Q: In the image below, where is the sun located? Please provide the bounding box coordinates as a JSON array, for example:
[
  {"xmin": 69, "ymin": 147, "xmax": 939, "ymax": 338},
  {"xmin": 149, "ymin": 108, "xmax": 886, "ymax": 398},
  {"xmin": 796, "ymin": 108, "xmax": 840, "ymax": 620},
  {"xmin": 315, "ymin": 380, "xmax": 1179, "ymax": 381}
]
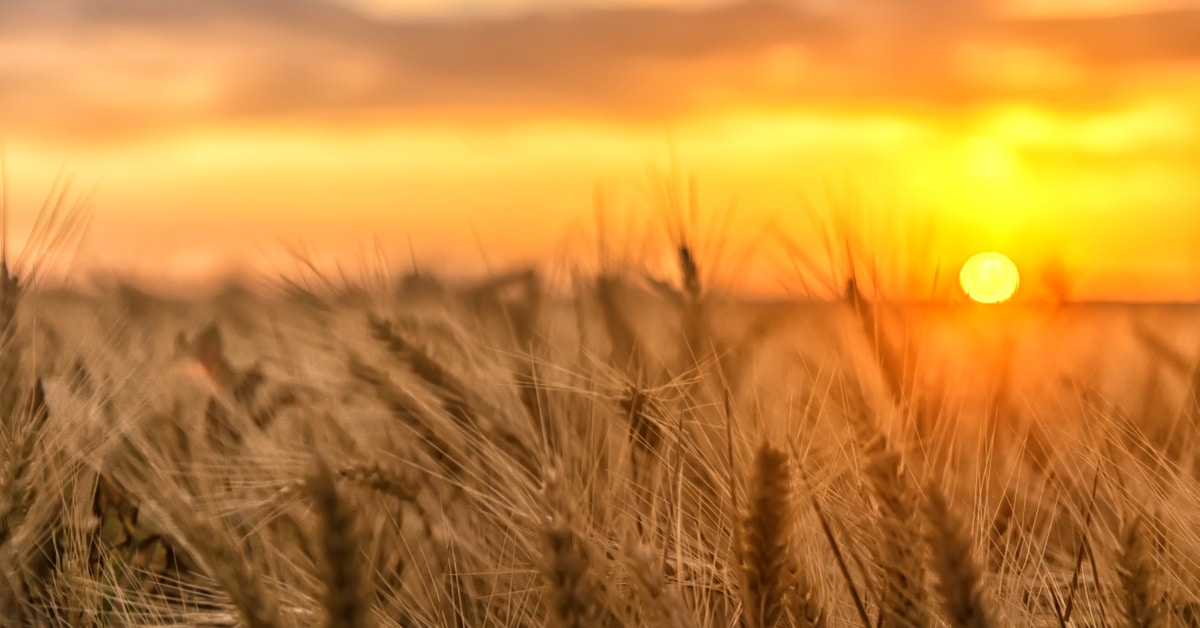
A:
[{"xmin": 960, "ymin": 252, "xmax": 1020, "ymax": 303}]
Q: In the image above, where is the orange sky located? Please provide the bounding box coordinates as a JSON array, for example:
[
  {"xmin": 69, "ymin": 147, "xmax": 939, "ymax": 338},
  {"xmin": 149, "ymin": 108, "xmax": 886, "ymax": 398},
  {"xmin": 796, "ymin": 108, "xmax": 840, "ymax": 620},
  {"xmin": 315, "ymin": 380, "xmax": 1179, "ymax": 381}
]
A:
[{"xmin": 3, "ymin": 0, "xmax": 1199, "ymax": 300}]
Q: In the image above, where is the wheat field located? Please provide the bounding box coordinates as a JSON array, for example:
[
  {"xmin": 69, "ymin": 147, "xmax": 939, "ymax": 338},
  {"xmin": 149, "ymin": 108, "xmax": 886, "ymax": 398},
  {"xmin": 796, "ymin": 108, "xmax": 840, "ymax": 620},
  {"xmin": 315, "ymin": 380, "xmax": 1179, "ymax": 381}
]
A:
[{"xmin": 1, "ymin": 238, "xmax": 1198, "ymax": 628}]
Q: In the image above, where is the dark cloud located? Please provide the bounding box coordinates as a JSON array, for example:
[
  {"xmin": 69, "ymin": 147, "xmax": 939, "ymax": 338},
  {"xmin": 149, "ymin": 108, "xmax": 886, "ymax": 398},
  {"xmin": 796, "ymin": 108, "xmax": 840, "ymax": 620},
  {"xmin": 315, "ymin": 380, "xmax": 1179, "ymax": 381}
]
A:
[{"xmin": 2, "ymin": 0, "xmax": 1197, "ymax": 142}]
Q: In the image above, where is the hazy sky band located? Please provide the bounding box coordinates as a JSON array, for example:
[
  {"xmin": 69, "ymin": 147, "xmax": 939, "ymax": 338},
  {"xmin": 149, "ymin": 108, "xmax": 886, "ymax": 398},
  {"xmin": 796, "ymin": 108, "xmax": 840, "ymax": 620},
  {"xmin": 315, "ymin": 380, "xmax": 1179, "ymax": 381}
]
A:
[{"xmin": 3, "ymin": 0, "xmax": 1198, "ymax": 300}]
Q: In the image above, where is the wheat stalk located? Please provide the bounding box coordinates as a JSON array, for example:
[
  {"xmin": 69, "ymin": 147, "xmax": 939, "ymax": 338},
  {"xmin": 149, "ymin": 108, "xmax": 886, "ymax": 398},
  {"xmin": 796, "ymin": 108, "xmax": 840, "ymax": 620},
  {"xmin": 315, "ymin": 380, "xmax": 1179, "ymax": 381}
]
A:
[
  {"xmin": 843, "ymin": 383, "xmax": 930, "ymax": 628},
  {"xmin": 310, "ymin": 456, "xmax": 371, "ymax": 628},
  {"xmin": 739, "ymin": 442, "xmax": 823, "ymax": 628},
  {"xmin": 922, "ymin": 485, "xmax": 997, "ymax": 628},
  {"xmin": 1118, "ymin": 516, "xmax": 1165, "ymax": 628},
  {"xmin": 540, "ymin": 470, "xmax": 607, "ymax": 628}
]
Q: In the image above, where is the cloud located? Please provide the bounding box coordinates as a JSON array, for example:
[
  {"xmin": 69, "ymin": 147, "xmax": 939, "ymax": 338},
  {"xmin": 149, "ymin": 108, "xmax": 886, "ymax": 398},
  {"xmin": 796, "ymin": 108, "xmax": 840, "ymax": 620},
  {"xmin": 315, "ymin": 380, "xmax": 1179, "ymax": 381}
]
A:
[
  {"xmin": 991, "ymin": 9, "xmax": 1200, "ymax": 66},
  {"xmin": 2, "ymin": 0, "xmax": 1198, "ymax": 143}
]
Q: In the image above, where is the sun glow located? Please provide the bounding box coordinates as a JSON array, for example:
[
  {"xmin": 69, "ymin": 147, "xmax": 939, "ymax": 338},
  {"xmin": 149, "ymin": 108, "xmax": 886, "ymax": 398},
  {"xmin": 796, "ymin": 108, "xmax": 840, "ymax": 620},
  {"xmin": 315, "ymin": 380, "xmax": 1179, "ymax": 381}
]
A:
[{"xmin": 960, "ymin": 252, "xmax": 1021, "ymax": 303}]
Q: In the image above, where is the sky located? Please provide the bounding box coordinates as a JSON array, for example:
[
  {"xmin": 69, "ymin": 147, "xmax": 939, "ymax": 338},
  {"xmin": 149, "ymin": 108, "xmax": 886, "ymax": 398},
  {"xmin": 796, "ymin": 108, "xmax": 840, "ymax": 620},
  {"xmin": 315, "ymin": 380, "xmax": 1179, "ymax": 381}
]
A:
[{"xmin": 2, "ymin": 0, "xmax": 1199, "ymax": 300}]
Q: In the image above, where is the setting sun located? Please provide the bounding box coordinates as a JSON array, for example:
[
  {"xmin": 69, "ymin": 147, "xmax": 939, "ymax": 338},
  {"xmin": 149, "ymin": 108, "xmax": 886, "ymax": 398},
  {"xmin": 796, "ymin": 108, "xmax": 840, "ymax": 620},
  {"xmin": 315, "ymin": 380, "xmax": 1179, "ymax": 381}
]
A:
[{"xmin": 960, "ymin": 252, "xmax": 1021, "ymax": 303}]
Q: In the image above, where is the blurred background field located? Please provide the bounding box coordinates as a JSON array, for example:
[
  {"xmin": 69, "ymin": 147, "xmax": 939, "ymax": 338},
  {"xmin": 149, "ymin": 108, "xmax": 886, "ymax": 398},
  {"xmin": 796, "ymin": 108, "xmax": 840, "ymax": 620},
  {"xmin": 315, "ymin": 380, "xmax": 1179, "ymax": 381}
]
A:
[{"xmin": 3, "ymin": 260, "xmax": 1199, "ymax": 626}]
